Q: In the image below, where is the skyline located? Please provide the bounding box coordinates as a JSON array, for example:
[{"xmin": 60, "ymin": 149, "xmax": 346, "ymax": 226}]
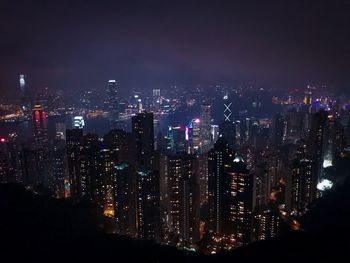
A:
[{"xmin": 1, "ymin": 0, "xmax": 350, "ymax": 96}]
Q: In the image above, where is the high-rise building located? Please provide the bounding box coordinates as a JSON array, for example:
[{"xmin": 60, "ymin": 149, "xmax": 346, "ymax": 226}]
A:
[
  {"xmin": 167, "ymin": 126, "xmax": 187, "ymax": 154},
  {"xmin": 208, "ymin": 138, "xmax": 235, "ymax": 235},
  {"xmin": 308, "ymin": 110, "xmax": 329, "ymax": 187},
  {"xmin": 6, "ymin": 133, "xmax": 25, "ymax": 184},
  {"xmin": 73, "ymin": 116, "xmax": 85, "ymax": 129},
  {"xmin": 106, "ymin": 80, "xmax": 118, "ymax": 112},
  {"xmin": 167, "ymin": 153, "xmax": 200, "ymax": 247},
  {"xmin": 0, "ymin": 140, "xmax": 9, "ymax": 183},
  {"xmin": 223, "ymin": 93, "xmax": 233, "ymax": 122},
  {"xmin": 66, "ymin": 128, "xmax": 84, "ymax": 201},
  {"xmin": 190, "ymin": 118, "xmax": 201, "ymax": 154},
  {"xmin": 51, "ymin": 135, "xmax": 66, "ymax": 198},
  {"xmin": 229, "ymin": 158, "xmax": 253, "ymax": 246},
  {"xmin": 19, "ymin": 74, "xmax": 31, "ymax": 111},
  {"xmin": 200, "ymin": 104, "xmax": 212, "ymax": 152},
  {"xmin": 291, "ymin": 152, "xmax": 314, "ymax": 214},
  {"xmin": 137, "ymin": 169, "xmax": 160, "ymax": 241},
  {"xmin": 80, "ymin": 133, "xmax": 100, "ymax": 202},
  {"xmin": 32, "ymin": 105, "xmax": 48, "ymax": 145},
  {"xmin": 132, "ymin": 112, "xmax": 154, "ymax": 169},
  {"xmin": 113, "ymin": 162, "xmax": 137, "ymax": 238},
  {"xmin": 32, "ymin": 104, "xmax": 50, "ymax": 186},
  {"xmin": 272, "ymin": 113, "xmax": 286, "ymax": 147},
  {"xmin": 98, "ymin": 148, "xmax": 115, "ymax": 216},
  {"xmin": 208, "ymin": 139, "xmax": 253, "ymax": 246},
  {"xmin": 219, "ymin": 121, "xmax": 236, "ymax": 149},
  {"xmin": 104, "ymin": 129, "xmax": 137, "ymax": 166},
  {"xmin": 253, "ymin": 204, "xmax": 281, "ymax": 241}
]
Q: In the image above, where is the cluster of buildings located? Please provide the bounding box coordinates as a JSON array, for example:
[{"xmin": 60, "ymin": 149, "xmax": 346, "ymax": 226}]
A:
[{"xmin": 0, "ymin": 78, "xmax": 350, "ymax": 254}]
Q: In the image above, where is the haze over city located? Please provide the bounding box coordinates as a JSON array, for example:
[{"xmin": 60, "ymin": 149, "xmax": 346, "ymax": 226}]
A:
[{"xmin": 0, "ymin": 1, "xmax": 350, "ymax": 262}]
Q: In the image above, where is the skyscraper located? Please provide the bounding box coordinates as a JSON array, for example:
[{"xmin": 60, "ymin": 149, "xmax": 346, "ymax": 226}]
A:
[
  {"xmin": 51, "ymin": 134, "xmax": 67, "ymax": 198},
  {"xmin": 106, "ymin": 80, "xmax": 118, "ymax": 112},
  {"xmin": 137, "ymin": 169, "xmax": 160, "ymax": 241},
  {"xmin": 190, "ymin": 118, "xmax": 201, "ymax": 154},
  {"xmin": 167, "ymin": 126, "xmax": 187, "ymax": 154},
  {"xmin": 113, "ymin": 162, "xmax": 137, "ymax": 238},
  {"xmin": 223, "ymin": 93, "xmax": 233, "ymax": 122},
  {"xmin": 200, "ymin": 104, "xmax": 212, "ymax": 152},
  {"xmin": 308, "ymin": 110, "xmax": 329, "ymax": 189},
  {"xmin": 272, "ymin": 113, "xmax": 286, "ymax": 147},
  {"xmin": 66, "ymin": 128, "xmax": 83, "ymax": 201},
  {"xmin": 167, "ymin": 153, "xmax": 200, "ymax": 247},
  {"xmin": 32, "ymin": 105, "xmax": 48, "ymax": 145},
  {"xmin": 208, "ymin": 138, "xmax": 235, "ymax": 235},
  {"xmin": 19, "ymin": 74, "xmax": 30, "ymax": 111},
  {"xmin": 219, "ymin": 121, "xmax": 236, "ymax": 149},
  {"xmin": 32, "ymin": 104, "xmax": 50, "ymax": 186},
  {"xmin": 132, "ymin": 112, "xmax": 154, "ymax": 169},
  {"xmin": 229, "ymin": 157, "xmax": 253, "ymax": 246}
]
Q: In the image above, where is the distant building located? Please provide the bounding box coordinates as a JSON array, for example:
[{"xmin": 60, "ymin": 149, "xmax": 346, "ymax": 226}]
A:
[{"xmin": 73, "ymin": 116, "xmax": 85, "ymax": 129}]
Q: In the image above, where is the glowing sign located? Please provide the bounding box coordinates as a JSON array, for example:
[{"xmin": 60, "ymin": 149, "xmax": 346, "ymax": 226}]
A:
[
  {"xmin": 317, "ymin": 179, "xmax": 333, "ymax": 191},
  {"xmin": 73, "ymin": 116, "xmax": 85, "ymax": 129}
]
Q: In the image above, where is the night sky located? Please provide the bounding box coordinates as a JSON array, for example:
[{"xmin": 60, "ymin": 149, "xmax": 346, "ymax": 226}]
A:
[{"xmin": 1, "ymin": 0, "xmax": 350, "ymax": 95}]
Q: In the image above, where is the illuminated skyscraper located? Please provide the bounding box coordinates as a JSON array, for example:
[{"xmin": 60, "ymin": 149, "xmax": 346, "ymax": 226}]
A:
[
  {"xmin": 219, "ymin": 121, "xmax": 236, "ymax": 149},
  {"xmin": 32, "ymin": 104, "xmax": 50, "ymax": 186},
  {"xmin": 230, "ymin": 157, "xmax": 253, "ymax": 246},
  {"xmin": 223, "ymin": 93, "xmax": 233, "ymax": 122},
  {"xmin": 200, "ymin": 104, "xmax": 212, "ymax": 152},
  {"xmin": 113, "ymin": 162, "xmax": 137, "ymax": 238},
  {"xmin": 132, "ymin": 112, "xmax": 154, "ymax": 169},
  {"xmin": 51, "ymin": 135, "xmax": 66, "ymax": 198},
  {"xmin": 190, "ymin": 118, "xmax": 201, "ymax": 154},
  {"xmin": 208, "ymin": 138, "xmax": 235, "ymax": 235},
  {"xmin": 137, "ymin": 169, "xmax": 160, "ymax": 241},
  {"xmin": 167, "ymin": 153, "xmax": 200, "ymax": 247},
  {"xmin": 272, "ymin": 113, "xmax": 286, "ymax": 147},
  {"xmin": 167, "ymin": 126, "xmax": 187, "ymax": 154},
  {"xmin": 253, "ymin": 204, "xmax": 281, "ymax": 241},
  {"xmin": 66, "ymin": 128, "xmax": 83, "ymax": 201},
  {"xmin": 291, "ymin": 155, "xmax": 314, "ymax": 213},
  {"xmin": 19, "ymin": 74, "xmax": 30, "ymax": 110},
  {"xmin": 106, "ymin": 80, "xmax": 118, "ymax": 112},
  {"xmin": 32, "ymin": 105, "xmax": 48, "ymax": 145},
  {"xmin": 308, "ymin": 110, "xmax": 329, "ymax": 189}
]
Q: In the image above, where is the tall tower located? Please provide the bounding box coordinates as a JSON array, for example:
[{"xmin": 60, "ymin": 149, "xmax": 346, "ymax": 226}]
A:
[
  {"xmin": 167, "ymin": 153, "xmax": 200, "ymax": 247},
  {"xmin": 32, "ymin": 105, "xmax": 48, "ymax": 145},
  {"xmin": 113, "ymin": 162, "xmax": 137, "ymax": 238},
  {"xmin": 230, "ymin": 157, "xmax": 253, "ymax": 246},
  {"xmin": 106, "ymin": 80, "xmax": 118, "ymax": 113},
  {"xmin": 190, "ymin": 118, "xmax": 201, "ymax": 154},
  {"xmin": 137, "ymin": 169, "xmax": 160, "ymax": 241},
  {"xmin": 19, "ymin": 74, "xmax": 30, "ymax": 111},
  {"xmin": 272, "ymin": 113, "xmax": 287, "ymax": 147},
  {"xmin": 223, "ymin": 93, "xmax": 232, "ymax": 122},
  {"xmin": 308, "ymin": 110, "xmax": 329, "ymax": 191},
  {"xmin": 132, "ymin": 112, "xmax": 154, "ymax": 169},
  {"xmin": 200, "ymin": 104, "xmax": 212, "ymax": 152},
  {"xmin": 219, "ymin": 93, "xmax": 236, "ymax": 149},
  {"xmin": 207, "ymin": 137, "xmax": 235, "ymax": 234},
  {"xmin": 66, "ymin": 128, "xmax": 84, "ymax": 201},
  {"xmin": 32, "ymin": 104, "xmax": 50, "ymax": 186}
]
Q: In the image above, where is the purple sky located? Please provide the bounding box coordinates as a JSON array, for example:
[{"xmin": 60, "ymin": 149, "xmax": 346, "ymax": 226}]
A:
[{"xmin": 1, "ymin": 0, "xmax": 350, "ymax": 95}]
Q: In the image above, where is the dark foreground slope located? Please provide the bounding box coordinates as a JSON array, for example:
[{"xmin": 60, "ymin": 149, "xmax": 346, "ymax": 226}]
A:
[{"xmin": 1, "ymin": 177, "xmax": 350, "ymax": 263}]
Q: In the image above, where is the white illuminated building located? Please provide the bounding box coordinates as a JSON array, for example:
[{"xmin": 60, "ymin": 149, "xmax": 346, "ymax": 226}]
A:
[{"xmin": 73, "ymin": 116, "xmax": 85, "ymax": 129}]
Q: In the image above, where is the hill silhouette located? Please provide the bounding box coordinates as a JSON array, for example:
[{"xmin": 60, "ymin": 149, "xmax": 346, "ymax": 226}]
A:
[{"xmin": 1, "ymin": 173, "xmax": 350, "ymax": 263}]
